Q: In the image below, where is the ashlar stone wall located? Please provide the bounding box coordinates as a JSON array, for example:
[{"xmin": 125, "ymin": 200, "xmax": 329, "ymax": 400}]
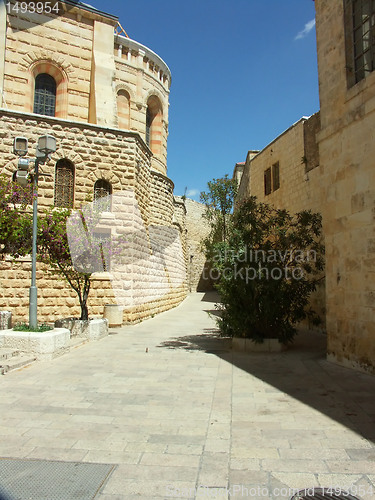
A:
[
  {"xmin": 175, "ymin": 198, "xmax": 212, "ymax": 292},
  {"xmin": 0, "ymin": 110, "xmax": 187, "ymax": 324},
  {"xmin": 238, "ymin": 115, "xmax": 322, "ymax": 215},
  {"xmin": 315, "ymin": 0, "xmax": 375, "ymax": 374},
  {"xmin": 1, "ymin": 1, "xmax": 171, "ymax": 174},
  {"xmin": 0, "ymin": 1, "xmax": 186, "ymax": 326}
]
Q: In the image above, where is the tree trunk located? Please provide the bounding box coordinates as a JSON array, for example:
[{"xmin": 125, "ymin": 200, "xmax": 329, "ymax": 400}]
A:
[
  {"xmin": 80, "ymin": 303, "xmax": 89, "ymax": 321},
  {"xmin": 79, "ymin": 275, "xmax": 91, "ymax": 320}
]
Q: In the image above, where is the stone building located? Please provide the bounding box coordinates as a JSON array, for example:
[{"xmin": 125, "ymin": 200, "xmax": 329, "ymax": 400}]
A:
[
  {"xmin": 315, "ymin": 0, "xmax": 375, "ymax": 374},
  {"xmin": 235, "ymin": 115, "xmax": 321, "ymax": 213},
  {"xmin": 236, "ymin": 0, "xmax": 375, "ymax": 374},
  {"xmin": 0, "ymin": 0, "xmax": 187, "ymax": 324}
]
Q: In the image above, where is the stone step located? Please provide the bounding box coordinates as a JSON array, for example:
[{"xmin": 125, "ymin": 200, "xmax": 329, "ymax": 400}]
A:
[
  {"xmin": 0, "ymin": 348, "xmax": 19, "ymax": 361},
  {"xmin": 69, "ymin": 337, "xmax": 89, "ymax": 350},
  {"xmin": 0, "ymin": 353, "xmax": 37, "ymax": 375}
]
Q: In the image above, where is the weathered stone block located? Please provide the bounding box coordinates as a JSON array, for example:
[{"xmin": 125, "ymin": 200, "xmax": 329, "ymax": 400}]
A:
[
  {"xmin": 0, "ymin": 328, "xmax": 70, "ymax": 360},
  {"xmin": 54, "ymin": 318, "xmax": 108, "ymax": 341},
  {"xmin": 0, "ymin": 311, "xmax": 12, "ymax": 330}
]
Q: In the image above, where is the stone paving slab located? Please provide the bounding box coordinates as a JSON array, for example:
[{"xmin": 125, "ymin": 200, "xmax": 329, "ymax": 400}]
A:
[{"xmin": 0, "ymin": 292, "xmax": 374, "ymax": 499}]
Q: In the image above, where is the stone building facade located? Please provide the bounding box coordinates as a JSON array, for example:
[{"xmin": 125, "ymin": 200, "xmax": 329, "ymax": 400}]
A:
[
  {"xmin": 235, "ymin": 114, "xmax": 321, "ymax": 212},
  {"xmin": 315, "ymin": 0, "xmax": 375, "ymax": 374},
  {"xmin": 236, "ymin": 0, "xmax": 375, "ymax": 374},
  {"xmin": 0, "ymin": 0, "xmax": 187, "ymax": 324}
]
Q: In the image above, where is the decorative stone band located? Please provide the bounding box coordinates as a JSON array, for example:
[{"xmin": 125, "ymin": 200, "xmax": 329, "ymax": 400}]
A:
[{"xmin": 115, "ymin": 35, "xmax": 171, "ymax": 90}]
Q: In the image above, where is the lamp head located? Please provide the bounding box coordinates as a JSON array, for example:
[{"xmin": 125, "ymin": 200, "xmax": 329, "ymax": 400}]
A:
[
  {"xmin": 37, "ymin": 135, "xmax": 57, "ymax": 155},
  {"xmin": 13, "ymin": 137, "xmax": 28, "ymax": 157}
]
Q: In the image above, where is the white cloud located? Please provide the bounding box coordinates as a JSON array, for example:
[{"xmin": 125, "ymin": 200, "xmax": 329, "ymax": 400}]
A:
[
  {"xmin": 186, "ymin": 189, "xmax": 199, "ymax": 198},
  {"xmin": 295, "ymin": 19, "xmax": 316, "ymax": 40}
]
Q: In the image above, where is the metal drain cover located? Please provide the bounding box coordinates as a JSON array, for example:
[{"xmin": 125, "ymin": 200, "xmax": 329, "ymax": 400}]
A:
[
  {"xmin": 0, "ymin": 458, "xmax": 115, "ymax": 500},
  {"xmin": 291, "ymin": 488, "xmax": 361, "ymax": 500}
]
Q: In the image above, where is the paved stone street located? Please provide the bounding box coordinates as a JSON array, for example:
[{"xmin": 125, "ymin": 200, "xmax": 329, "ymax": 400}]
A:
[{"xmin": 0, "ymin": 292, "xmax": 374, "ymax": 499}]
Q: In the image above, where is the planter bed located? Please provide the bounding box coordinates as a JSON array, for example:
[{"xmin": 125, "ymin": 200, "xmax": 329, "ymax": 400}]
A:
[
  {"xmin": 0, "ymin": 328, "xmax": 70, "ymax": 360},
  {"xmin": 232, "ymin": 337, "xmax": 287, "ymax": 353},
  {"xmin": 54, "ymin": 318, "xmax": 109, "ymax": 341}
]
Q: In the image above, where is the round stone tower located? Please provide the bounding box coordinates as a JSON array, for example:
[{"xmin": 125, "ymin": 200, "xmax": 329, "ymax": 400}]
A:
[{"xmin": 114, "ymin": 35, "xmax": 171, "ymax": 175}]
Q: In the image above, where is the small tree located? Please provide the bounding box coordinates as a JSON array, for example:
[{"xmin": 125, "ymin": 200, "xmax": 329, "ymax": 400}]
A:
[
  {"xmin": 38, "ymin": 205, "xmax": 109, "ymax": 321},
  {"xmin": 0, "ymin": 174, "xmax": 112, "ymax": 321},
  {"xmin": 212, "ymin": 197, "xmax": 324, "ymax": 344},
  {"xmin": 200, "ymin": 174, "xmax": 238, "ymax": 252}
]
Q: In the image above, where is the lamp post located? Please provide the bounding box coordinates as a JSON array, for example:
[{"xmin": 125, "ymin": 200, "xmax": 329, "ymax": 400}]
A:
[{"xmin": 13, "ymin": 135, "xmax": 57, "ymax": 329}]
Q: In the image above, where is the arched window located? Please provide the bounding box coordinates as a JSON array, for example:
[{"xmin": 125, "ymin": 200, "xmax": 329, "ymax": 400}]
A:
[
  {"xmin": 94, "ymin": 179, "xmax": 112, "ymax": 212},
  {"xmin": 33, "ymin": 73, "xmax": 56, "ymax": 116},
  {"xmin": 146, "ymin": 96, "xmax": 163, "ymax": 155},
  {"xmin": 54, "ymin": 159, "xmax": 74, "ymax": 208},
  {"xmin": 145, "ymin": 107, "xmax": 152, "ymax": 146},
  {"xmin": 117, "ymin": 90, "xmax": 130, "ymax": 129}
]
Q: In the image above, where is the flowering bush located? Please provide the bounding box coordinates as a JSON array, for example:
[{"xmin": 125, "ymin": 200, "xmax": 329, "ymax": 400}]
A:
[
  {"xmin": 0, "ymin": 174, "xmax": 115, "ymax": 321},
  {"xmin": 0, "ymin": 174, "xmax": 33, "ymax": 257}
]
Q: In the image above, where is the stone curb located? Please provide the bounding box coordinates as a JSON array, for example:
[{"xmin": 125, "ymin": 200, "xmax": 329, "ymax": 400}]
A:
[{"xmin": 232, "ymin": 337, "xmax": 287, "ymax": 352}]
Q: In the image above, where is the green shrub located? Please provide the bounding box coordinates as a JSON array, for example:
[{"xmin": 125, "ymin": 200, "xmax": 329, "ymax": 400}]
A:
[
  {"xmin": 212, "ymin": 197, "xmax": 324, "ymax": 344},
  {"xmin": 13, "ymin": 323, "xmax": 53, "ymax": 333}
]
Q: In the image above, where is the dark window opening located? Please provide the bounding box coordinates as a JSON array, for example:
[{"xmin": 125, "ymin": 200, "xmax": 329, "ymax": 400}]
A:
[
  {"xmin": 146, "ymin": 107, "xmax": 152, "ymax": 146},
  {"xmin": 264, "ymin": 167, "xmax": 272, "ymax": 196},
  {"xmin": 54, "ymin": 160, "xmax": 74, "ymax": 208},
  {"xmin": 94, "ymin": 179, "xmax": 112, "ymax": 212},
  {"xmin": 353, "ymin": 0, "xmax": 375, "ymax": 82},
  {"xmin": 264, "ymin": 163, "xmax": 280, "ymax": 196},
  {"xmin": 272, "ymin": 162, "xmax": 280, "ymax": 191},
  {"xmin": 33, "ymin": 73, "xmax": 56, "ymax": 116}
]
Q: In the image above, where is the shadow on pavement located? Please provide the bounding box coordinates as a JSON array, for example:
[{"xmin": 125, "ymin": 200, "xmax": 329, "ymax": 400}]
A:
[
  {"xmin": 158, "ymin": 329, "xmax": 231, "ymax": 354},
  {"xmin": 157, "ymin": 293, "xmax": 375, "ymax": 446},
  {"xmin": 200, "ymin": 291, "xmax": 220, "ymax": 303}
]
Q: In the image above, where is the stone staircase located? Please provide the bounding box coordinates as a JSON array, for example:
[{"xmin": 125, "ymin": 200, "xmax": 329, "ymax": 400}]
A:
[{"xmin": 0, "ymin": 348, "xmax": 37, "ymax": 375}]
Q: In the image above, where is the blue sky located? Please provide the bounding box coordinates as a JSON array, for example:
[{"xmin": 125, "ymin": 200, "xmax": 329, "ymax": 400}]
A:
[{"xmin": 87, "ymin": 0, "xmax": 319, "ymax": 200}]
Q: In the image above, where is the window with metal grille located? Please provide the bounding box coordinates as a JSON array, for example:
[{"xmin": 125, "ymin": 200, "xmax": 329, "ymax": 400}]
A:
[
  {"xmin": 353, "ymin": 0, "xmax": 375, "ymax": 82},
  {"xmin": 94, "ymin": 180, "xmax": 112, "ymax": 212},
  {"xmin": 33, "ymin": 73, "xmax": 56, "ymax": 116},
  {"xmin": 345, "ymin": 0, "xmax": 375, "ymax": 85},
  {"xmin": 146, "ymin": 107, "xmax": 151, "ymax": 146},
  {"xmin": 264, "ymin": 167, "xmax": 272, "ymax": 196},
  {"xmin": 54, "ymin": 160, "xmax": 74, "ymax": 208},
  {"xmin": 272, "ymin": 162, "xmax": 280, "ymax": 191}
]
